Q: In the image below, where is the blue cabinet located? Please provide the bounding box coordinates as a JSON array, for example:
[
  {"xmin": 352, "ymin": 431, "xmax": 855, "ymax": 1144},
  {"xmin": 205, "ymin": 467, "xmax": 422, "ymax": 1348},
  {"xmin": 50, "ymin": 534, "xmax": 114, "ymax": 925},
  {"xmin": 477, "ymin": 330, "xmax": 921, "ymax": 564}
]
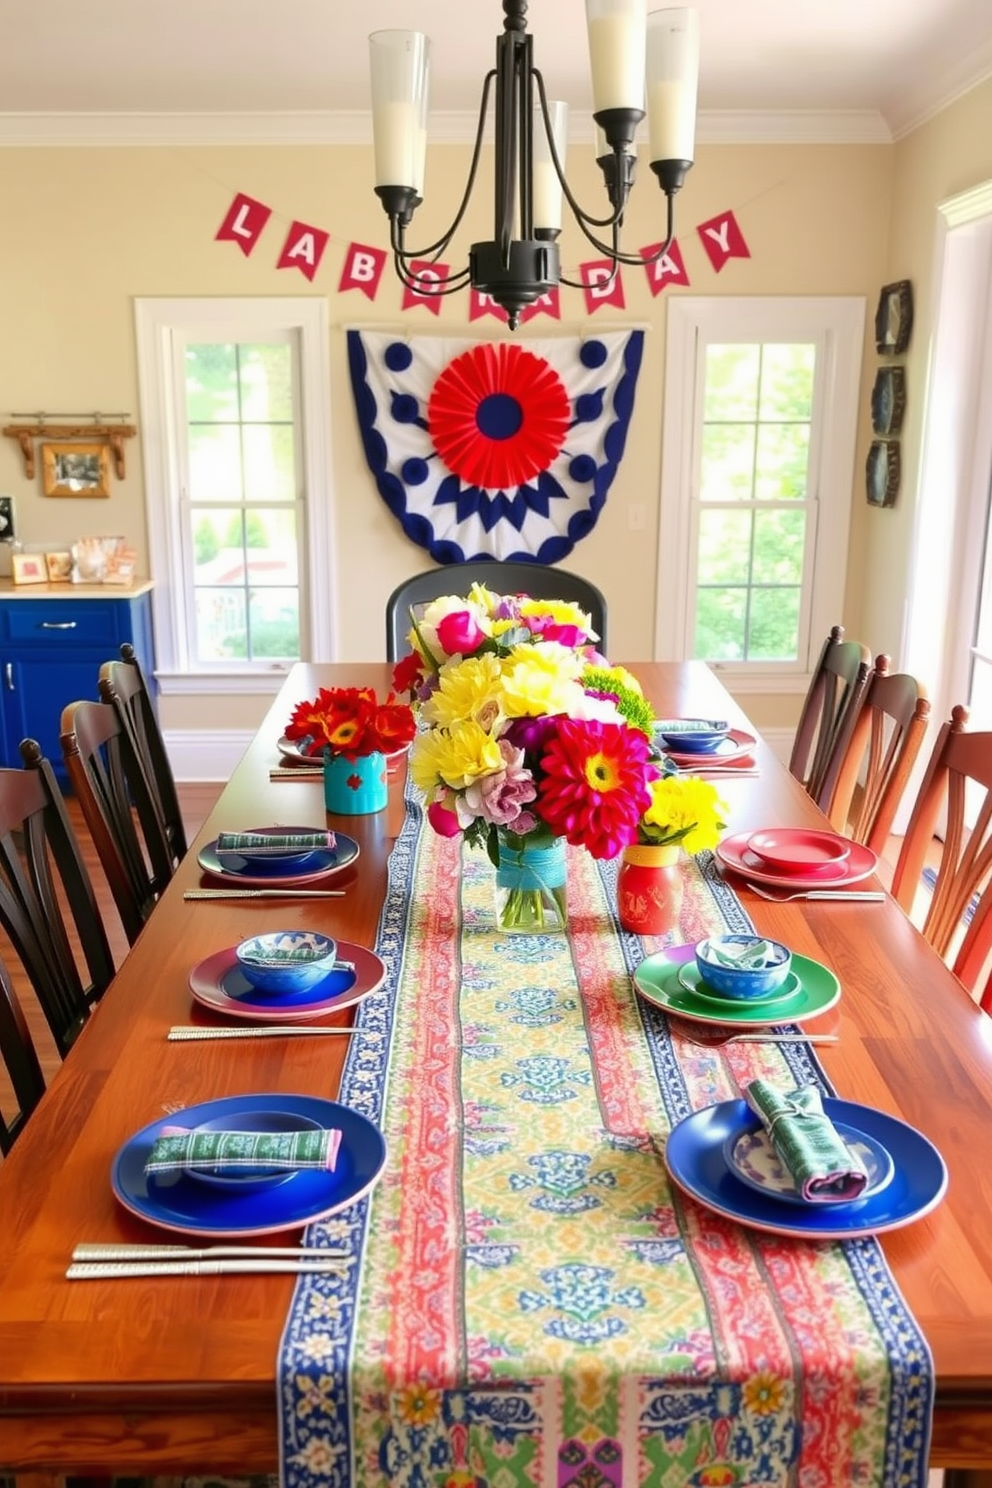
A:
[{"xmin": 0, "ymin": 585, "xmax": 155, "ymax": 785}]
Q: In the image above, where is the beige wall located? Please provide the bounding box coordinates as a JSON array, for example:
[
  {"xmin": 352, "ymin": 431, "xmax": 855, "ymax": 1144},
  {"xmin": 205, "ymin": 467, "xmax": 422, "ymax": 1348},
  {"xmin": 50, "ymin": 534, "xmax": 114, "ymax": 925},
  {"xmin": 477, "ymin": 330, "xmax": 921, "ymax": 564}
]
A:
[
  {"xmin": 862, "ymin": 76, "xmax": 992, "ymax": 665},
  {"xmin": 0, "ymin": 137, "xmax": 894, "ymax": 737}
]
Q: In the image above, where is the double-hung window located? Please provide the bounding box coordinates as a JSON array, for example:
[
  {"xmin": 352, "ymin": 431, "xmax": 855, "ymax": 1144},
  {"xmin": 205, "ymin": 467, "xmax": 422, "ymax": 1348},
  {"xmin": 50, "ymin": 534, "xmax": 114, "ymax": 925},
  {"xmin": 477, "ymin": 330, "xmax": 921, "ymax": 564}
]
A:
[
  {"xmin": 657, "ymin": 297, "xmax": 864, "ymax": 692},
  {"xmin": 135, "ymin": 298, "xmax": 333, "ymax": 694}
]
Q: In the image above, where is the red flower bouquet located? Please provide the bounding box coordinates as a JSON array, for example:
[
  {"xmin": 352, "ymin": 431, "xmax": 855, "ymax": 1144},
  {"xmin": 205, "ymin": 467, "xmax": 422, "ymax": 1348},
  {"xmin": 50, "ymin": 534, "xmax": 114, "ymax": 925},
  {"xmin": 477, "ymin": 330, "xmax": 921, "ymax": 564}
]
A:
[{"xmin": 286, "ymin": 686, "xmax": 416, "ymax": 761}]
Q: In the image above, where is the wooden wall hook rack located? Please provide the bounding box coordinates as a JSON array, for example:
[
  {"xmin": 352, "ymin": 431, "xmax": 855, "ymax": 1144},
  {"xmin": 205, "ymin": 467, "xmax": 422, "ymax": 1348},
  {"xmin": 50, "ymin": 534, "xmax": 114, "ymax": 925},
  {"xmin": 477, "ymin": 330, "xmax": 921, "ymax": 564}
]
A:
[{"xmin": 2, "ymin": 420, "xmax": 137, "ymax": 480}]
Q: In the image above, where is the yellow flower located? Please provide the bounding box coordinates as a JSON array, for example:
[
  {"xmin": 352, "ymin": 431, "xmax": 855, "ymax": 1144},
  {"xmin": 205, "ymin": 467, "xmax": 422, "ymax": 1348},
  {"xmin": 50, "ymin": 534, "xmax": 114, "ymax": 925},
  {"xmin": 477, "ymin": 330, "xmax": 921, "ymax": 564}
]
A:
[
  {"xmin": 410, "ymin": 719, "xmax": 504, "ymax": 792},
  {"xmin": 742, "ymin": 1369, "xmax": 788, "ymax": 1416},
  {"xmin": 395, "ymin": 1383, "xmax": 442, "ymax": 1426},
  {"xmin": 640, "ymin": 774, "xmax": 726, "ymax": 852},
  {"xmin": 501, "ymin": 641, "xmax": 585, "ymax": 717},
  {"xmin": 422, "ymin": 653, "xmax": 506, "ymax": 731}
]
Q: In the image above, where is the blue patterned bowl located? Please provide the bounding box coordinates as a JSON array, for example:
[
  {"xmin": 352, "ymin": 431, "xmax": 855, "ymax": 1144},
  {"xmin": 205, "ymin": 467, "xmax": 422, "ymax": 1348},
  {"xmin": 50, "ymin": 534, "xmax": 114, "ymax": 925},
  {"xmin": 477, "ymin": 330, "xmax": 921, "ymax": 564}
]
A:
[
  {"xmin": 656, "ymin": 718, "xmax": 731, "ymax": 754},
  {"xmin": 235, "ymin": 930, "xmax": 338, "ymax": 995},
  {"xmin": 694, "ymin": 934, "xmax": 792, "ymax": 1000}
]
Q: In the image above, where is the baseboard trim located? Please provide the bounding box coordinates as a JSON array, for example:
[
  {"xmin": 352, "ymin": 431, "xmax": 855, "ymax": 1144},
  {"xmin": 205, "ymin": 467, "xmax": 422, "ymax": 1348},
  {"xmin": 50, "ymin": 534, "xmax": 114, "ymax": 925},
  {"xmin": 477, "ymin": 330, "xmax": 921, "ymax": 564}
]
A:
[
  {"xmin": 165, "ymin": 729, "xmax": 255, "ymax": 782},
  {"xmin": 164, "ymin": 726, "xmax": 796, "ymax": 782}
]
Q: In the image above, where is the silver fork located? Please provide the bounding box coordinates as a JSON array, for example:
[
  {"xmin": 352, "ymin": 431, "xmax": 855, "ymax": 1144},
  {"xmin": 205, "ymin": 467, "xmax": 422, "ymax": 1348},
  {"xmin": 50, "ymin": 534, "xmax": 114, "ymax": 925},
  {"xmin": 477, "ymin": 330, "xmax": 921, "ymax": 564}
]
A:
[{"xmin": 745, "ymin": 883, "xmax": 886, "ymax": 903}]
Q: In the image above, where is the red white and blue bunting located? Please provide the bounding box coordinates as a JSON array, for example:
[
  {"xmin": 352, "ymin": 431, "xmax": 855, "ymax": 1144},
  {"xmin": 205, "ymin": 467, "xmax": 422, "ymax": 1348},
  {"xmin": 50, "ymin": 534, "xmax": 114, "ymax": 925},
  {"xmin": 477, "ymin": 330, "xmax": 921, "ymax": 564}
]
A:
[{"xmin": 347, "ymin": 330, "xmax": 644, "ymax": 563}]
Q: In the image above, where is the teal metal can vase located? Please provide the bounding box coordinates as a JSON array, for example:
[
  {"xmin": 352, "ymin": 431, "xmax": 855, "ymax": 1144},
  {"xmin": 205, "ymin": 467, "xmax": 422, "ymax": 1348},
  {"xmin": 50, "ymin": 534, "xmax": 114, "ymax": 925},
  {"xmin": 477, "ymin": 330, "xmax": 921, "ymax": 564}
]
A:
[{"xmin": 322, "ymin": 751, "xmax": 388, "ymax": 814}]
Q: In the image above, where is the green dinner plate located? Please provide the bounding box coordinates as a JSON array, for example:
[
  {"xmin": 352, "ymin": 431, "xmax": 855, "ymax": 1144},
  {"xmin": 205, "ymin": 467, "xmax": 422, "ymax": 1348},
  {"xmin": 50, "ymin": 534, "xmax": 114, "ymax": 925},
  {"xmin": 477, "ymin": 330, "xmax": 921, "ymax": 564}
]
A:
[{"xmin": 634, "ymin": 942, "xmax": 840, "ymax": 1026}]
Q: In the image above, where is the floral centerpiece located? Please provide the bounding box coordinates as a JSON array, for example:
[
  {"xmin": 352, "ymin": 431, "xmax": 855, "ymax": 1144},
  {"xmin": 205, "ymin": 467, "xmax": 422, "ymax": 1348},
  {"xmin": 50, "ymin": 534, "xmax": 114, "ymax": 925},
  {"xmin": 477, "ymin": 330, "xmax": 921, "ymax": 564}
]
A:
[
  {"xmin": 286, "ymin": 685, "xmax": 416, "ymax": 814},
  {"xmin": 617, "ymin": 773, "xmax": 727, "ymax": 936},
  {"xmin": 393, "ymin": 583, "xmax": 660, "ymax": 931}
]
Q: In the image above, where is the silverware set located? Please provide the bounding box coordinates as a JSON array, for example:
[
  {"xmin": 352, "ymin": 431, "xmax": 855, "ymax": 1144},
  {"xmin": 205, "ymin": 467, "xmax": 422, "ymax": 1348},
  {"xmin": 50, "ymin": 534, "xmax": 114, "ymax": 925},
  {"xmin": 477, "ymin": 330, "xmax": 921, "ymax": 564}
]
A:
[{"xmin": 68, "ymin": 1242, "xmax": 354, "ymax": 1279}]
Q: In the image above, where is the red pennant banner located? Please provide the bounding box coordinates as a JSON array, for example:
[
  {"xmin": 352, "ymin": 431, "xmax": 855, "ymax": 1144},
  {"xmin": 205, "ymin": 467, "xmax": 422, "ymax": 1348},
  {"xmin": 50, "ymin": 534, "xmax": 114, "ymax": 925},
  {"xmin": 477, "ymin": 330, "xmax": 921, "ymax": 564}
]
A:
[
  {"xmin": 469, "ymin": 290, "xmax": 507, "ymax": 323},
  {"xmin": 215, "ymin": 193, "xmax": 271, "ymax": 258},
  {"xmin": 520, "ymin": 289, "xmax": 561, "ymax": 324},
  {"xmin": 640, "ymin": 238, "xmax": 690, "ymax": 296},
  {"xmin": 276, "ymin": 221, "xmax": 330, "ymax": 282},
  {"xmin": 339, "ymin": 242, "xmax": 386, "ymax": 300},
  {"xmin": 696, "ymin": 210, "xmax": 751, "ymax": 273},
  {"xmin": 401, "ymin": 261, "xmax": 449, "ymax": 315},
  {"xmin": 580, "ymin": 260, "xmax": 625, "ymax": 315}
]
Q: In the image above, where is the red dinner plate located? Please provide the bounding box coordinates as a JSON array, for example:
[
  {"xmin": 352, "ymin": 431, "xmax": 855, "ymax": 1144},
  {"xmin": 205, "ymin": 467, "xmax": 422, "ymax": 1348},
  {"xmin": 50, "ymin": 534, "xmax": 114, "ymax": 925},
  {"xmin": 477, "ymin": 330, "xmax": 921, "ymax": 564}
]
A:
[
  {"xmin": 662, "ymin": 728, "xmax": 757, "ymax": 767},
  {"xmin": 189, "ymin": 940, "xmax": 385, "ymax": 1022},
  {"xmin": 746, "ymin": 827, "xmax": 851, "ymax": 872},
  {"xmin": 716, "ymin": 830, "xmax": 878, "ymax": 889}
]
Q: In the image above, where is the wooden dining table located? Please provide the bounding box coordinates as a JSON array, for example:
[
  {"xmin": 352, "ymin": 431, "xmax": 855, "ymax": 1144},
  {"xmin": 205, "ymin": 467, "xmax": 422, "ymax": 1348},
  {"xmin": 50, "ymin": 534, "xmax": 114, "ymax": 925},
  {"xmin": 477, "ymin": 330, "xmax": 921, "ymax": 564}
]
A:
[{"xmin": 2, "ymin": 659, "xmax": 992, "ymax": 1483}]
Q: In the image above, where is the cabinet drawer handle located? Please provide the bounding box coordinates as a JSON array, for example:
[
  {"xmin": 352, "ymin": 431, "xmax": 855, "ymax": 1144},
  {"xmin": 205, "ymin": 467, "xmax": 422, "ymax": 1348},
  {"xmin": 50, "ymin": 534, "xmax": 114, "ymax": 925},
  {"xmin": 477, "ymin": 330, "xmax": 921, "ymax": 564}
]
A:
[
  {"xmin": 4, "ymin": 663, "xmax": 12, "ymax": 691},
  {"xmin": 37, "ymin": 620, "xmax": 78, "ymax": 630}
]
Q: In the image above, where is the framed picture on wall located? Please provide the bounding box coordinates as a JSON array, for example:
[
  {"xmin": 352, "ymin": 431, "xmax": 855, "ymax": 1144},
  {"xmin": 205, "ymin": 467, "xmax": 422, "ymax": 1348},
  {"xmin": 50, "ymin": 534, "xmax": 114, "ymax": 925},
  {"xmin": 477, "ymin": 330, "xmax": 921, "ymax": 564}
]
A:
[
  {"xmin": 866, "ymin": 439, "xmax": 901, "ymax": 508},
  {"xmin": 874, "ymin": 280, "xmax": 913, "ymax": 355},
  {"xmin": 41, "ymin": 441, "xmax": 111, "ymax": 498}
]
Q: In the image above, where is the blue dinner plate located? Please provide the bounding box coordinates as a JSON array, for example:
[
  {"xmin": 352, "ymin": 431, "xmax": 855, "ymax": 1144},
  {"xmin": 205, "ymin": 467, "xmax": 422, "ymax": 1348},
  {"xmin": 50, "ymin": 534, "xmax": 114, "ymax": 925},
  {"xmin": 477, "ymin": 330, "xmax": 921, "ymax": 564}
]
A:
[
  {"xmin": 111, "ymin": 1093, "xmax": 387, "ymax": 1237},
  {"xmin": 665, "ymin": 1097, "xmax": 947, "ymax": 1239},
  {"xmin": 197, "ymin": 828, "xmax": 360, "ymax": 888}
]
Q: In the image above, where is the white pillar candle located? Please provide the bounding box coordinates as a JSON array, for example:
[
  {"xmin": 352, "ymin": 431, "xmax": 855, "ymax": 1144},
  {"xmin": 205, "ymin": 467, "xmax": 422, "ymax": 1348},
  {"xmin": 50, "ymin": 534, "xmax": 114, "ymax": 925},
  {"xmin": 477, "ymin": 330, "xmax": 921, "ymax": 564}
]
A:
[
  {"xmin": 369, "ymin": 30, "xmax": 430, "ymax": 189},
  {"xmin": 533, "ymin": 100, "xmax": 569, "ymax": 231},
  {"xmin": 585, "ymin": 0, "xmax": 646, "ymax": 113},
  {"xmin": 646, "ymin": 8, "xmax": 699, "ymax": 162}
]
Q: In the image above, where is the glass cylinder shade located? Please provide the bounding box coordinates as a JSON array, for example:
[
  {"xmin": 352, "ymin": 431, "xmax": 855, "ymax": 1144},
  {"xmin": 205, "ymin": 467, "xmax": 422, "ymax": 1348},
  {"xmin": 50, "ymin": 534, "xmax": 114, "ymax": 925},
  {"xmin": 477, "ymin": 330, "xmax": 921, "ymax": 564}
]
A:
[
  {"xmin": 369, "ymin": 30, "xmax": 430, "ymax": 191},
  {"xmin": 645, "ymin": 7, "xmax": 699, "ymax": 165},
  {"xmin": 533, "ymin": 100, "xmax": 569, "ymax": 233},
  {"xmin": 585, "ymin": 0, "xmax": 647, "ymax": 113}
]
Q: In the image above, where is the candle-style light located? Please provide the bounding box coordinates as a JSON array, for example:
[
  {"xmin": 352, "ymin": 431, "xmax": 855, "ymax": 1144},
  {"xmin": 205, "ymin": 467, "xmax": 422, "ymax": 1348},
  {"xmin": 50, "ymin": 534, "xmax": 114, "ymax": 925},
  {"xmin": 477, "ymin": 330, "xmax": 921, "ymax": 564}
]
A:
[{"xmin": 369, "ymin": 1, "xmax": 700, "ymax": 329}]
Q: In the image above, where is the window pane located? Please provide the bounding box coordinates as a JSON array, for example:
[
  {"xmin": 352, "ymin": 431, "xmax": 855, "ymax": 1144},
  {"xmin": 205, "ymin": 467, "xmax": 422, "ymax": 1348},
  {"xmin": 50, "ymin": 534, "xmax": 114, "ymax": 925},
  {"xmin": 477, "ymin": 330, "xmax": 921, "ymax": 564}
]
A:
[
  {"xmin": 700, "ymin": 424, "xmax": 756, "ymax": 502},
  {"xmin": 694, "ymin": 588, "xmax": 746, "ymax": 660},
  {"xmin": 188, "ymin": 425, "xmax": 242, "ymax": 503},
  {"xmin": 698, "ymin": 509, "xmax": 752, "ymax": 584},
  {"xmin": 759, "ymin": 344, "xmax": 815, "ymax": 421},
  {"xmin": 748, "ymin": 586, "xmax": 801, "ymax": 660},
  {"xmin": 754, "ymin": 422, "xmax": 810, "ymax": 502},
  {"xmin": 185, "ymin": 344, "xmax": 239, "ymax": 422},
  {"xmin": 194, "ymin": 587, "xmax": 246, "ymax": 663},
  {"xmin": 703, "ymin": 345, "xmax": 760, "ymax": 420},
  {"xmin": 239, "ymin": 344, "xmax": 293, "ymax": 421},
  {"xmin": 248, "ymin": 589, "xmax": 300, "ymax": 660},
  {"xmin": 752, "ymin": 509, "xmax": 806, "ymax": 584},
  {"xmin": 242, "ymin": 423, "xmax": 296, "ymax": 503},
  {"xmin": 244, "ymin": 508, "xmax": 299, "ymax": 586}
]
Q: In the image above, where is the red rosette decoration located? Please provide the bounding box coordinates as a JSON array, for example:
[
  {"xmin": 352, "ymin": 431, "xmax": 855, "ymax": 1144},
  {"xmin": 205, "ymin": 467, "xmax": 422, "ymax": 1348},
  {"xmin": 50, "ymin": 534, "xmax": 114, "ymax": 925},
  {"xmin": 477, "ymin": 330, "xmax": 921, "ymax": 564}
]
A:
[{"xmin": 427, "ymin": 343, "xmax": 570, "ymax": 490}]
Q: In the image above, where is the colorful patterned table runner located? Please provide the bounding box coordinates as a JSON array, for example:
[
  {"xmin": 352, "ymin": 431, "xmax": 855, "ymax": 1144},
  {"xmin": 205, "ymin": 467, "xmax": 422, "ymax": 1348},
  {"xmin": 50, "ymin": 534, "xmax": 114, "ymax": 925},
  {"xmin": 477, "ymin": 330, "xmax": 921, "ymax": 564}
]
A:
[{"xmin": 278, "ymin": 793, "xmax": 933, "ymax": 1488}]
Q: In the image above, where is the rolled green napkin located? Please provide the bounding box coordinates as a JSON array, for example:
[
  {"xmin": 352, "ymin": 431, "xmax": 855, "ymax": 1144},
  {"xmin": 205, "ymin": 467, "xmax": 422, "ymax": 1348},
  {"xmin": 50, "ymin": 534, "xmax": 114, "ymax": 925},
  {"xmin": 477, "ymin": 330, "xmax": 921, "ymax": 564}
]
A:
[
  {"xmin": 744, "ymin": 1080, "xmax": 869, "ymax": 1203},
  {"xmin": 215, "ymin": 830, "xmax": 336, "ymax": 859},
  {"xmin": 145, "ymin": 1126, "xmax": 342, "ymax": 1176}
]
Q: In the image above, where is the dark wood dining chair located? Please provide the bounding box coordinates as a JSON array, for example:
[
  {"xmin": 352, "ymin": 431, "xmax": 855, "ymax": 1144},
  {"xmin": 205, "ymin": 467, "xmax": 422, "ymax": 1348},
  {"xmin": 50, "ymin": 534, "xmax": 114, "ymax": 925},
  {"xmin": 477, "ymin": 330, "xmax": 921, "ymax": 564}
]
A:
[
  {"xmin": 788, "ymin": 624, "xmax": 873, "ymax": 810},
  {"xmin": 99, "ymin": 642, "xmax": 188, "ymax": 865},
  {"xmin": 0, "ymin": 952, "xmax": 46, "ymax": 1155},
  {"xmin": 0, "ymin": 741, "xmax": 117, "ymax": 1058},
  {"xmin": 60, "ymin": 698, "xmax": 175, "ymax": 946},
  {"xmin": 891, "ymin": 703, "xmax": 992, "ymax": 996},
  {"xmin": 824, "ymin": 653, "xmax": 931, "ymax": 854},
  {"xmin": 386, "ymin": 560, "xmax": 608, "ymax": 662}
]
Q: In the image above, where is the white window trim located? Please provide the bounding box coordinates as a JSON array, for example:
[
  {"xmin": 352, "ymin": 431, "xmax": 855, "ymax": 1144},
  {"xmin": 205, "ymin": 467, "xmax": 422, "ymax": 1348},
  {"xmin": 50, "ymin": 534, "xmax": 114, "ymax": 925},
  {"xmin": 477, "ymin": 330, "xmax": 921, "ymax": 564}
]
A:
[
  {"xmin": 655, "ymin": 296, "xmax": 865, "ymax": 693},
  {"xmin": 135, "ymin": 296, "xmax": 335, "ymax": 694}
]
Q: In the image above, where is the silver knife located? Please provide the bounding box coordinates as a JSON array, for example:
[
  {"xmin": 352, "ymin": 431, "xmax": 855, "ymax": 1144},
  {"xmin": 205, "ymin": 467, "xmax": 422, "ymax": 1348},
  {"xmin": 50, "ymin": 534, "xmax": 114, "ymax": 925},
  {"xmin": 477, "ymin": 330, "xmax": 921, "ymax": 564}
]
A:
[
  {"xmin": 184, "ymin": 889, "xmax": 345, "ymax": 900},
  {"xmin": 73, "ymin": 1242, "xmax": 351, "ymax": 1261},
  {"xmin": 67, "ymin": 1259, "xmax": 351, "ymax": 1279}
]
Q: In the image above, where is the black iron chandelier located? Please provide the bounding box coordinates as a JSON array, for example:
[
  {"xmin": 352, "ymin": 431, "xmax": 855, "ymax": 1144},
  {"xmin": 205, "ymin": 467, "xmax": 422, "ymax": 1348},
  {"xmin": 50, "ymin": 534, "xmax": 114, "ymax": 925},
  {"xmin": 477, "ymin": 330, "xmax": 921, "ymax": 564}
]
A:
[{"xmin": 369, "ymin": 0, "xmax": 699, "ymax": 329}]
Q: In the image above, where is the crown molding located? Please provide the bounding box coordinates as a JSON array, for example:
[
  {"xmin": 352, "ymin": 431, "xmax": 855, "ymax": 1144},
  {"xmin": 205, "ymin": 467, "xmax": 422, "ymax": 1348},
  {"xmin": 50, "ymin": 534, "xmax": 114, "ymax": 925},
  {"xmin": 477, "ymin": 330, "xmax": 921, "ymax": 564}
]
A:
[{"xmin": 0, "ymin": 105, "xmax": 893, "ymax": 149}]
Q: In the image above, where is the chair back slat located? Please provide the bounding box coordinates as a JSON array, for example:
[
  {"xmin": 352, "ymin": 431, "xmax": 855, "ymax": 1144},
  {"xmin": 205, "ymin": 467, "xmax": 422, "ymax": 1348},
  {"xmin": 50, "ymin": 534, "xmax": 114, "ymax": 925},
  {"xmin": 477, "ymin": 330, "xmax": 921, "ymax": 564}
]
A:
[
  {"xmin": 891, "ymin": 704, "xmax": 992, "ymax": 1000},
  {"xmin": 60, "ymin": 699, "xmax": 174, "ymax": 947},
  {"xmin": 826, "ymin": 654, "xmax": 931, "ymax": 853},
  {"xmin": 789, "ymin": 625, "xmax": 873, "ymax": 809},
  {"xmin": 0, "ymin": 743, "xmax": 116, "ymax": 1059},
  {"xmin": 99, "ymin": 643, "xmax": 187, "ymax": 863},
  {"xmin": 385, "ymin": 561, "xmax": 608, "ymax": 663},
  {"xmin": 0, "ymin": 955, "xmax": 45, "ymax": 1155}
]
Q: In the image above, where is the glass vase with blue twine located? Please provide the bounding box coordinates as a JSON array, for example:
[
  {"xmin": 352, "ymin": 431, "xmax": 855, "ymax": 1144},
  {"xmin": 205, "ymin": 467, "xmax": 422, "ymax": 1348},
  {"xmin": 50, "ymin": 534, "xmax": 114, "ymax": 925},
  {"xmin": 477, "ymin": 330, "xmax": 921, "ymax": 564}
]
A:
[{"xmin": 494, "ymin": 824, "xmax": 568, "ymax": 933}]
